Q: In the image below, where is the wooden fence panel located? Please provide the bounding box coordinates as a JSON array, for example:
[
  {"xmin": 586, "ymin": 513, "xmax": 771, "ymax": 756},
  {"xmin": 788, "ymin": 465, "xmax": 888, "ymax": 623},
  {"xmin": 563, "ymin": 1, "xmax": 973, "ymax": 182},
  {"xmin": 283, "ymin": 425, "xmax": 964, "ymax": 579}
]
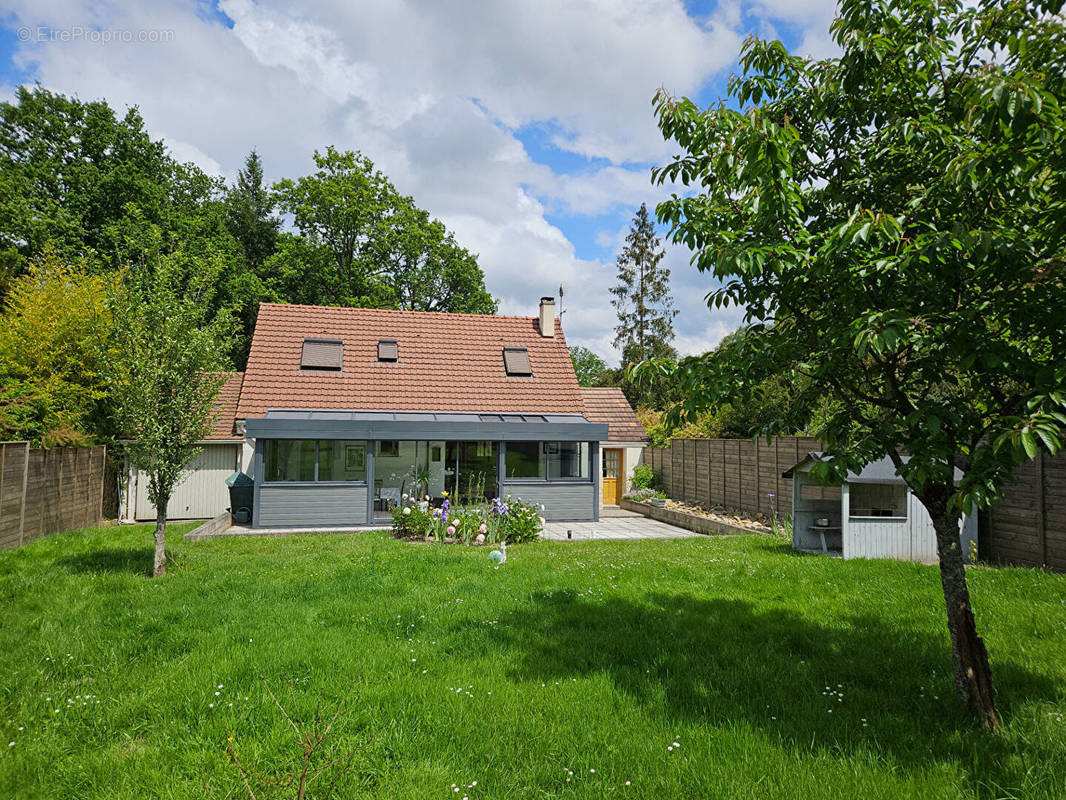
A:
[
  {"xmin": 0, "ymin": 444, "xmax": 106, "ymax": 550},
  {"xmin": 0, "ymin": 444, "xmax": 27, "ymax": 548}
]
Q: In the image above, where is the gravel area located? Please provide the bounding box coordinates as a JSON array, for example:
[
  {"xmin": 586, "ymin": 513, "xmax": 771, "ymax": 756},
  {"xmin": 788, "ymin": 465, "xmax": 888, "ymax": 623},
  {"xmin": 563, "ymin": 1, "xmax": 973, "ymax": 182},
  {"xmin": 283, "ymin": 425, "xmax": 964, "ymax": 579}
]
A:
[{"xmin": 661, "ymin": 500, "xmax": 773, "ymax": 533}]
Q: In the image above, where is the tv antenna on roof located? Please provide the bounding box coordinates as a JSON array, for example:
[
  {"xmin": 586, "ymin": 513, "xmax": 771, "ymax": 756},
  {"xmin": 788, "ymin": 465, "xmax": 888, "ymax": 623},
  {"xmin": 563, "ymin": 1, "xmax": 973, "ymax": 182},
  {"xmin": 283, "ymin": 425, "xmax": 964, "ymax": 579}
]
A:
[{"xmin": 558, "ymin": 283, "xmax": 566, "ymax": 317}]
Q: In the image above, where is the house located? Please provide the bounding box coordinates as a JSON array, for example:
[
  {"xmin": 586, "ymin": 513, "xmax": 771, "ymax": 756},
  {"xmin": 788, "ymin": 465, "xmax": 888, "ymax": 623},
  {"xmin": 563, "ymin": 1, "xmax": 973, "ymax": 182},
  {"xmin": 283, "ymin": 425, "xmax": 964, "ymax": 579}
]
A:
[
  {"xmin": 580, "ymin": 387, "xmax": 648, "ymax": 507},
  {"xmin": 783, "ymin": 452, "xmax": 977, "ymax": 562},
  {"xmin": 119, "ymin": 371, "xmax": 245, "ymax": 522},
  {"xmin": 123, "ymin": 297, "xmax": 615, "ymax": 527}
]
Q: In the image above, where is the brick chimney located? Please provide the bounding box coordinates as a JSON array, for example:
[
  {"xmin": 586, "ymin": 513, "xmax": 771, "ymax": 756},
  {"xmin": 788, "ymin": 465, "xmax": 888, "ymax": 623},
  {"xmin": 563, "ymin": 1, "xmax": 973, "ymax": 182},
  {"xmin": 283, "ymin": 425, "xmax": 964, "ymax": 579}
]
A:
[{"xmin": 538, "ymin": 296, "xmax": 555, "ymax": 338}]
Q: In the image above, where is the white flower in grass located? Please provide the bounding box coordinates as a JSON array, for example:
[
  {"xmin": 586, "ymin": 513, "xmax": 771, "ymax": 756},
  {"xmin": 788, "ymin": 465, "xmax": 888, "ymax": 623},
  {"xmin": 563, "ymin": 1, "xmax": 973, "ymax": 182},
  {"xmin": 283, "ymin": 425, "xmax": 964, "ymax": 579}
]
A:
[{"xmin": 403, "ymin": 507, "xmax": 411, "ymax": 515}]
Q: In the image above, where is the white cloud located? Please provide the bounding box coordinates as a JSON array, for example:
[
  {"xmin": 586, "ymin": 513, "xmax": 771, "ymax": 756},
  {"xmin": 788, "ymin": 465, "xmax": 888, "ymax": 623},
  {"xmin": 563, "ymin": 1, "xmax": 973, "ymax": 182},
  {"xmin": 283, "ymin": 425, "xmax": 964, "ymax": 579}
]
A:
[{"xmin": 3, "ymin": 0, "xmax": 834, "ymax": 362}]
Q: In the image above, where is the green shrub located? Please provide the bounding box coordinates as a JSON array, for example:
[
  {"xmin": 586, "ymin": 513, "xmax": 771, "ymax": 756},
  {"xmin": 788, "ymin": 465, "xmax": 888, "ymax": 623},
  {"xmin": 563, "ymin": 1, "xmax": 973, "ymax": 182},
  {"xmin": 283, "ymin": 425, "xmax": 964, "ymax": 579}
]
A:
[
  {"xmin": 500, "ymin": 497, "xmax": 543, "ymax": 543},
  {"xmin": 631, "ymin": 463, "xmax": 660, "ymax": 490}
]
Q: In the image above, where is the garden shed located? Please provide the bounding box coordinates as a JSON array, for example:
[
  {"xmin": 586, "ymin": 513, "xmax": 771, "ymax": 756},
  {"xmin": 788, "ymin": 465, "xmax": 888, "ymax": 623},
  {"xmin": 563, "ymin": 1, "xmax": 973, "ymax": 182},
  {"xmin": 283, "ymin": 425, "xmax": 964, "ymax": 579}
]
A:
[{"xmin": 783, "ymin": 453, "xmax": 977, "ymax": 563}]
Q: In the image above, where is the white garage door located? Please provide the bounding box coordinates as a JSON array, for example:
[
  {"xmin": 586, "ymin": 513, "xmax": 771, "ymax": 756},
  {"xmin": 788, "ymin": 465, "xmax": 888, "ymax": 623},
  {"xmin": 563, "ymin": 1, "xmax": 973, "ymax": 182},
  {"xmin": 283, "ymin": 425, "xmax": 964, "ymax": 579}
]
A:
[{"xmin": 134, "ymin": 444, "xmax": 240, "ymax": 521}]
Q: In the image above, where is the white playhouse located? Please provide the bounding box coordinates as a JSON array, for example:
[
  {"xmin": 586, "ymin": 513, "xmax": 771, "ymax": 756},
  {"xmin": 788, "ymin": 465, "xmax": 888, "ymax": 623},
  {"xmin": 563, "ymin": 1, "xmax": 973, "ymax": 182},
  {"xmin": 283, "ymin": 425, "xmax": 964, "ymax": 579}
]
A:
[{"xmin": 783, "ymin": 453, "xmax": 977, "ymax": 563}]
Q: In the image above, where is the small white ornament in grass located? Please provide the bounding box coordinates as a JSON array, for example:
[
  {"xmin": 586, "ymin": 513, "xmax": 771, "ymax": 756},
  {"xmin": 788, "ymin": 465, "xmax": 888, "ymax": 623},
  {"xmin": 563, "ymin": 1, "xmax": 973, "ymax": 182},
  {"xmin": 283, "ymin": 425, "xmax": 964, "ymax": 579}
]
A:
[{"xmin": 489, "ymin": 541, "xmax": 507, "ymax": 564}]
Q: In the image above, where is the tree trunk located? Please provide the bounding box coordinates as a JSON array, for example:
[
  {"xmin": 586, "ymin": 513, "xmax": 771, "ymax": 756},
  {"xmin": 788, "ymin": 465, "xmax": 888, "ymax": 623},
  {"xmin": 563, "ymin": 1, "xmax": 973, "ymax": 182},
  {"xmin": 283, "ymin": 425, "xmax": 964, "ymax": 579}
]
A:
[
  {"xmin": 152, "ymin": 507, "xmax": 167, "ymax": 578},
  {"xmin": 922, "ymin": 487, "xmax": 1000, "ymax": 729}
]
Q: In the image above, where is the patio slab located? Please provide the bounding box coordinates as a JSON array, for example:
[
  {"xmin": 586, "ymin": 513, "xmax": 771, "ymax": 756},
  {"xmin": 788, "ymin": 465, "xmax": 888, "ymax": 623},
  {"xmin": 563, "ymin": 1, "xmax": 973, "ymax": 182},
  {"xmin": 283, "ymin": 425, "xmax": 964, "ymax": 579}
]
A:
[{"xmin": 541, "ymin": 518, "xmax": 701, "ymax": 541}]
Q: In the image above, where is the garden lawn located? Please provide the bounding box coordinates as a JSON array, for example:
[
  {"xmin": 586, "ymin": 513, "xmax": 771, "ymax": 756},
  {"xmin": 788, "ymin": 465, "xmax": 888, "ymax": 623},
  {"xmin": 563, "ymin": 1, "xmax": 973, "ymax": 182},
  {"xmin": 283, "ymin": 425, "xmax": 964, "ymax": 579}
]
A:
[{"xmin": 1, "ymin": 525, "xmax": 1065, "ymax": 799}]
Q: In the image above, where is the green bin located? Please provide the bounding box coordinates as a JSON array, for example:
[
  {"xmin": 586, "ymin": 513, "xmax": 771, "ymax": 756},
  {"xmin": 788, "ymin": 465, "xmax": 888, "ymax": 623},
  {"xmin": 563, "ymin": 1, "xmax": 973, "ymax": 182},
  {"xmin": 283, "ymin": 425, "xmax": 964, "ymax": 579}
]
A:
[{"xmin": 226, "ymin": 471, "xmax": 254, "ymax": 524}]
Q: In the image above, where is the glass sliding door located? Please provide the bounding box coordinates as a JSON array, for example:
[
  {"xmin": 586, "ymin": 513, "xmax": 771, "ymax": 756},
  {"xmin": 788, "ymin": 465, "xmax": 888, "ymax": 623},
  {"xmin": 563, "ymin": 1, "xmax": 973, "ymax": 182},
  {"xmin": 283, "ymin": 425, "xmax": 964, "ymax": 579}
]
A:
[
  {"xmin": 445, "ymin": 441, "xmax": 498, "ymax": 503},
  {"xmin": 373, "ymin": 440, "xmax": 449, "ymax": 519}
]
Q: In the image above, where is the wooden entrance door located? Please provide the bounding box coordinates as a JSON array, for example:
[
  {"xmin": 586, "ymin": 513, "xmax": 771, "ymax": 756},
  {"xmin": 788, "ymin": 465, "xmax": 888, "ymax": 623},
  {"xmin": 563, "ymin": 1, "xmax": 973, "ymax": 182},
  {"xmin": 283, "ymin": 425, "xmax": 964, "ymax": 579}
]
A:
[{"xmin": 602, "ymin": 448, "xmax": 622, "ymax": 506}]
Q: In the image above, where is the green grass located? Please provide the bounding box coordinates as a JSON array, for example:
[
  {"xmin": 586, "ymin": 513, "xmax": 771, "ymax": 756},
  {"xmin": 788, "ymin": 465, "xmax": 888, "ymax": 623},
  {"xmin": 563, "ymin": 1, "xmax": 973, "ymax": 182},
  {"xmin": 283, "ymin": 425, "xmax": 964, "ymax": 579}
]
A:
[{"xmin": 1, "ymin": 525, "xmax": 1065, "ymax": 799}]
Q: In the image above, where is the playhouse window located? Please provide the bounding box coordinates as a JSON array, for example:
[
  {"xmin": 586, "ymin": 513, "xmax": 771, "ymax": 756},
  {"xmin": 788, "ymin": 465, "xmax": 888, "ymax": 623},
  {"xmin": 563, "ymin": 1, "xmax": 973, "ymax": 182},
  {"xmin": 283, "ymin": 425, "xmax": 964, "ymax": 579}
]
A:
[{"xmin": 850, "ymin": 483, "xmax": 907, "ymax": 518}]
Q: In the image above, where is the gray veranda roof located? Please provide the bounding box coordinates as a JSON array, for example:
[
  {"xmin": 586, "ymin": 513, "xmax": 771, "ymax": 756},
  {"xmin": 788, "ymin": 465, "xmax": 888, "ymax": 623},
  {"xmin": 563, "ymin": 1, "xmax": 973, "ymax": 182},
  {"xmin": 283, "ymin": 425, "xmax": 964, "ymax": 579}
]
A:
[
  {"xmin": 245, "ymin": 409, "xmax": 608, "ymax": 442},
  {"xmin": 782, "ymin": 452, "xmax": 964, "ymax": 485}
]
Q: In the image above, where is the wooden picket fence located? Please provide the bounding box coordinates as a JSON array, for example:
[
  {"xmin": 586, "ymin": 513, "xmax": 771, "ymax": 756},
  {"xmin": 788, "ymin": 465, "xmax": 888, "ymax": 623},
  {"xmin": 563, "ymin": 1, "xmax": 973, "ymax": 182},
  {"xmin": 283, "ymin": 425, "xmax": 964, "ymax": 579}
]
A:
[
  {"xmin": 644, "ymin": 438, "xmax": 1065, "ymax": 571},
  {"xmin": 0, "ymin": 443, "xmax": 107, "ymax": 550}
]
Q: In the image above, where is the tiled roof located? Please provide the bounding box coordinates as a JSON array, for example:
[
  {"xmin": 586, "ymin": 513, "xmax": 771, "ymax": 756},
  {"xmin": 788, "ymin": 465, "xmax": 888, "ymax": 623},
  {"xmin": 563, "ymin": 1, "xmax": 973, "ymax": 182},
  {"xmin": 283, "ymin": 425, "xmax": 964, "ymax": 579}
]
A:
[
  {"xmin": 236, "ymin": 303, "xmax": 585, "ymax": 418},
  {"xmin": 580, "ymin": 387, "xmax": 647, "ymax": 442},
  {"xmin": 207, "ymin": 372, "xmax": 244, "ymax": 440}
]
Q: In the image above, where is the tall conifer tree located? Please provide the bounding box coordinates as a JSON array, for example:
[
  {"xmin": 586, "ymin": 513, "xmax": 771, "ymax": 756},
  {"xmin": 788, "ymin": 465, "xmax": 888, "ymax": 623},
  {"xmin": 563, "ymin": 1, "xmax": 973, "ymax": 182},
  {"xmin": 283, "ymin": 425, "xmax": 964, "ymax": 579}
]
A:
[{"xmin": 610, "ymin": 203, "xmax": 678, "ymax": 365}]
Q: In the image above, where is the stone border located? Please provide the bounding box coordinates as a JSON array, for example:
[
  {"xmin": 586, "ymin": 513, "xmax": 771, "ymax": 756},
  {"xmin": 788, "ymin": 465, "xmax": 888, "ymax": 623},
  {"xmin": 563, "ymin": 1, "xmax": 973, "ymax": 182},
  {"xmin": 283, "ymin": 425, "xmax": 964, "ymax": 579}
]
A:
[
  {"xmin": 620, "ymin": 497, "xmax": 757, "ymax": 537},
  {"xmin": 183, "ymin": 512, "xmax": 232, "ymax": 541}
]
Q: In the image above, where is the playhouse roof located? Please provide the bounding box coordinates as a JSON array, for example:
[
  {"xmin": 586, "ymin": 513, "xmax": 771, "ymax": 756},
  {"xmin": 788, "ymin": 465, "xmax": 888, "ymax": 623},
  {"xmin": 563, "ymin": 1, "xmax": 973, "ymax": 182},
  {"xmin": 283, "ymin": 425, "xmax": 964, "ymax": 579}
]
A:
[{"xmin": 782, "ymin": 453, "xmax": 964, "ymax": 485}]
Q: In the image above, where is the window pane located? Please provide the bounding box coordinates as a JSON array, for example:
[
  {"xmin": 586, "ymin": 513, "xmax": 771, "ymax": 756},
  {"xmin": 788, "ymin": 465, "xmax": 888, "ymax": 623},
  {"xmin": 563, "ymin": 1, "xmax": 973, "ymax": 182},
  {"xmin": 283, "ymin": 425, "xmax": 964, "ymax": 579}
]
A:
[
  {"xmin": 458, "ymin": 441, "xmax": 497, "ymax": 500},
  {"xmin": 318, "ymin": 440, "xmax": 367, "ymax": 482},
  {"xmin": 505, "ymin": 441, "xmax": 542, "ymax": 479},
  {"xmin": 850, "ymin": 483, "xmax": 907, "ymax": 517},
  {"xmin": 547, "ymin": 441, "xmax": 589, "ymax": 479},
  {"xmin": 265, "ymin": 440, "xmax": 316, "ymax": 482}
]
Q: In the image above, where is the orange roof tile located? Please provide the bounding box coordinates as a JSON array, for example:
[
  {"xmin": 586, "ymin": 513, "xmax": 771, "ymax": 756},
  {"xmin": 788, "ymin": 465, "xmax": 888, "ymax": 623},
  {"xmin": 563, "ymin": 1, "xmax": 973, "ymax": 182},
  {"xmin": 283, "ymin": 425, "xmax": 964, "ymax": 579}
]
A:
[
  {"xmin": 207, "ymin": 372, "xmax": 244, "ymax": 440},
  {"xmin": 580, "ymin": 387, "xmax": 647, "ymax": 442},
  {"xmin": 236, "ymin": 304, "xmax": 585, "ymax": 418}
]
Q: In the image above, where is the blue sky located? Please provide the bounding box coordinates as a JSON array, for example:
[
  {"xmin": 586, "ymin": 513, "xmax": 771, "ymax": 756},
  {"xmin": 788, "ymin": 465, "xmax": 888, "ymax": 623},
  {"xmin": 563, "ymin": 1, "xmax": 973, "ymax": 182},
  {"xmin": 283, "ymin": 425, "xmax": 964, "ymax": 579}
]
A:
[{"xmin": 0, "ymin": 0, "xmax": 838, "ymax": 360}]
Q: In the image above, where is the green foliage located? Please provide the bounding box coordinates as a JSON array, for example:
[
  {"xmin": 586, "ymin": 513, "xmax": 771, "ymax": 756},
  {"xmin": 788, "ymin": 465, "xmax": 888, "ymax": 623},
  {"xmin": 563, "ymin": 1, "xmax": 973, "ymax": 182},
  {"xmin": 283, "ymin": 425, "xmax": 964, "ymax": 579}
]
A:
[
  {"xmin": 500, "ymin": 497, "xmax": 544, "ymax": 544},
  {"xmin": 0, "ymin": 85, "xmax": 225, "ymax": 273},
  {"xmin": 646, "ymin": 0, "xmax": 1066, "ymax": 514},
  {"xmin": 610, "ymin": 203, "xmax": 678, "ymax": 407},
  {"xmin": 630, "ymin": 463, "xmax": 660, "ymax": 491},
  {"xmin": 273, "ymin": 147, "xmax": 496, "ymax": 314},
  {"xmin": 0, "ymin": 250, "xmax": 115, "ymax": 445},
  {"xmin": 105, "ymin": 214, "xmax": 234, "ymax": 519},
  {"xmin": 568, "ymin": 345, "xmax": 611, "ymax": 386},
  {"xmin": 610, "ymin": 203, "xmax": 678, "ymax": 364}
]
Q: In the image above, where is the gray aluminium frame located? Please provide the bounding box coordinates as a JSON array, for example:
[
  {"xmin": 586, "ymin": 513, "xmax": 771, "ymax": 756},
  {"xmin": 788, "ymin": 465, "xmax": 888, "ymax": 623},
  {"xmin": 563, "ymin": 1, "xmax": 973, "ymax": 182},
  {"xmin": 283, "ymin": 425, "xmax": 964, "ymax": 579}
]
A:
[{"xmin": 245, "ymin": 411, "xmax": 608, "ymax": 443}]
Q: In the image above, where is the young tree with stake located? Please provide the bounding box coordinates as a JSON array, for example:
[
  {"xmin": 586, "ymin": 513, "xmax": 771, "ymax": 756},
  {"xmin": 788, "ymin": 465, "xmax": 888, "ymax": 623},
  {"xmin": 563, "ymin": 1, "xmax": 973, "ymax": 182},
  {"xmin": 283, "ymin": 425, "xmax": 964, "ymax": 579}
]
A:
[{"xmin": 638, "ymin": 0, "xmax": 1066, "ymax": 728}]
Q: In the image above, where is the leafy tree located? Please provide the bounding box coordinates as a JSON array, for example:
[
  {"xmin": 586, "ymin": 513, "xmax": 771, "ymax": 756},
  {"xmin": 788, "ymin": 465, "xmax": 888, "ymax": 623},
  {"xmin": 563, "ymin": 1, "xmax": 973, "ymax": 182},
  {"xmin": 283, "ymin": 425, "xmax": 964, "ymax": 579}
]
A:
[
  {"xmin": 383, "ymin": 201, "xmax": 496, "ymax": 314},
  {"xmin": 0, "ymin": 249, "xmax": 114, "ymax": 445},
  {"xmin": 610, "ymin": 203, "xmax": 678, "ymax": 366},
  {"xmin": 272, "ymin": 147, "xmax": 398, "ymax": 305},
  {"xmin": 644, "ymin": 0, "xmax": 1066, "ymax": 728},
  {"xmin": 274, "ymin": 147, "xmax": 496, "ymax": 313},
  {"xmin": 569, "ymin": 346, "xmax": 611, "ymax": 387},
  {"xmin": 0, "ymin": 85, "xmax": 218, "ymax": 273},
  {"xmin": 106, "ymin": 219, "xmax": 233, "ymax": 577}
]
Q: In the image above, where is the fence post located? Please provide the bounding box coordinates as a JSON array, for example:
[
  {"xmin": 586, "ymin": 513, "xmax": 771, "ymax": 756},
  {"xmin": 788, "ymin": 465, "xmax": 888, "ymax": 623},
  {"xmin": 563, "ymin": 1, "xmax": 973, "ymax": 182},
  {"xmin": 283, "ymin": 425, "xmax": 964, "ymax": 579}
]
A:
[
  {"xmin": 754, "ymin": 441, "xmax": 761, "ymax": 515},
  {"xmin": 99, "ymin": 446, "xmax": 107, "ymax": 523},
  {"xmin": 18, "ymin": 442, "xmax": 29, "ymax": 546},
  {"xmin": 1037, "ymin": 449, "xmax": 1047, "ymax": 567}
]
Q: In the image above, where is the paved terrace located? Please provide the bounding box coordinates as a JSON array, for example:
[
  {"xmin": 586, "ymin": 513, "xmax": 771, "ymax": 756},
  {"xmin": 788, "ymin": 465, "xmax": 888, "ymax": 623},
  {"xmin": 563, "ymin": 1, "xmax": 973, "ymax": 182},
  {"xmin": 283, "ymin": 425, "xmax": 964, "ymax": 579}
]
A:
[{"xmin": 185, "ymin": 507, "xmax": 700, "ymax": 542}]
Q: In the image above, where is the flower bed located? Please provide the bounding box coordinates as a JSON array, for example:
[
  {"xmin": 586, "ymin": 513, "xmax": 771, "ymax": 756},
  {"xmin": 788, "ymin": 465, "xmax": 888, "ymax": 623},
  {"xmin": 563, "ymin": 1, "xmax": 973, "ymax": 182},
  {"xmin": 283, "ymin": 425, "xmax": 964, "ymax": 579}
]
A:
[{"xmin": 391, "ymin": 493, "xmax": 545, "ymax": 544}]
